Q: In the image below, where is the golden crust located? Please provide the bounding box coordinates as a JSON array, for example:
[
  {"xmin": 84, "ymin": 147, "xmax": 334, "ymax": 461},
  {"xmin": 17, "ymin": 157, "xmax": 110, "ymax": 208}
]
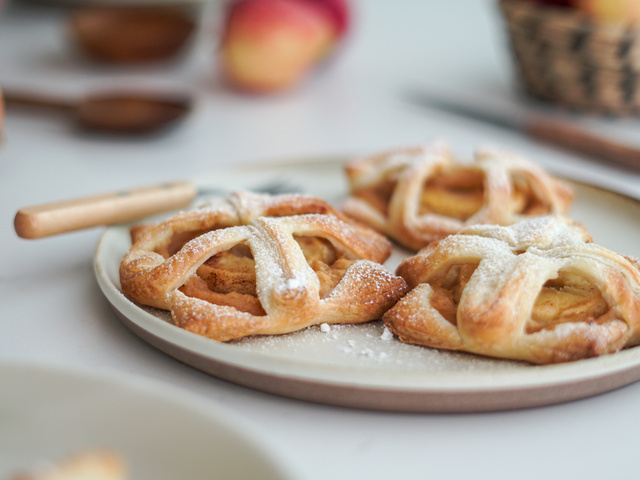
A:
[
  {"xmin": 383, "ymin": 216, "xmax": 640, "ymax": 364},
  {"xmin": 343, "ymin": 143, "xmax": 574, "ymax": 251},
  {"xmin": 120, "ymin": 191, "xmax": 407, "ymax": 341}
]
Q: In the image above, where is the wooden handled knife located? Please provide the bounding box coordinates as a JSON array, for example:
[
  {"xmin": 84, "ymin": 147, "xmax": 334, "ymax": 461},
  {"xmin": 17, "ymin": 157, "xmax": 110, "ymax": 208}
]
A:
[{"xmin": 411, "ymin": 93, "xmax": 640, "ymax": 171}]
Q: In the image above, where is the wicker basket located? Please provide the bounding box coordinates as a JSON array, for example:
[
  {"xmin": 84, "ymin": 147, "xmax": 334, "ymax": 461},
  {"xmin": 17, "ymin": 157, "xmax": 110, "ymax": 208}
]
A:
[{"xmin": 499, "ymin": 0, "xmax": 640, "ymax": 115}]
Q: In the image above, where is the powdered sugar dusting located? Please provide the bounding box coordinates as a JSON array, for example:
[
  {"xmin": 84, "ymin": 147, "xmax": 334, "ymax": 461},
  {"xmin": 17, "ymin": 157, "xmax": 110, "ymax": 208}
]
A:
[
  {"xmin": 285, "ymin": 277, "xmax": 303, "ymax": 290},
  {"xmin": 137, "ymin": 241, "xmax": 523, "ymax": 373},
  {"xmin": 381, "ymin": 326, "xmax": 394, "ymax": 341},
  {"xmin": 233, "ymin": 320, "xmax": 522, "ymax": 372}
]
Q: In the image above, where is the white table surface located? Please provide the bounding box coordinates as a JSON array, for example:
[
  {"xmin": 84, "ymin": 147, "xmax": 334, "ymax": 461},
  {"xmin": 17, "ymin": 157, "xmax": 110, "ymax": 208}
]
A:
[{"xmin": 2, "ymin": 0, "xmax": 640, "ymax": 478}]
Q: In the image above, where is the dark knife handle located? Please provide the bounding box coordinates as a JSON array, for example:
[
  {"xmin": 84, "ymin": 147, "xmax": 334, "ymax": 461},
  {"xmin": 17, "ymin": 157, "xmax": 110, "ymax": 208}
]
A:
[{"xmin": 524, "ymin": 117, "xmax": 640, "ymax": 171}]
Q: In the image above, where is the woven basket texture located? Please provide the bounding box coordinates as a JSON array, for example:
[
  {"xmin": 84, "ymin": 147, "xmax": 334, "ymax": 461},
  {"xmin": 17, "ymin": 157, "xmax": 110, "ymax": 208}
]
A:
[{"xmin": 499, "ymin": 0, "xmax": 640, "ymax": 114}]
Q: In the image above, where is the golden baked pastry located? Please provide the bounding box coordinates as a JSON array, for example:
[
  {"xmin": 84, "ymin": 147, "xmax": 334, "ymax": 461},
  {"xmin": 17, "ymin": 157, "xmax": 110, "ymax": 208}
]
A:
[
  {"xmin": 10, "ymin": 450, "xmax": 126, "ymax": 480},
  {"xmin": 343, "ymin": 143, "xmax": 574, "ymax": 251},
  {"xmin": 120, "ymin": 191, "xmax": 408, "ymax": 341},
  {"xmin": 383, "ymin": 216, "xmax": 640, "ymax": 364}
]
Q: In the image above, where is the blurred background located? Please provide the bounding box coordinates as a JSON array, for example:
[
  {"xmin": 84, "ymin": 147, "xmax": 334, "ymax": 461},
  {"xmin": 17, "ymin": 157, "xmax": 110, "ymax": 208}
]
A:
[
  {"xmin": 1, "ymin": 0, "xmax": 638, "ymax": 200},
  {"xmin": 2, "ymin": 0, "xmax": 640, "ymax": 478}
]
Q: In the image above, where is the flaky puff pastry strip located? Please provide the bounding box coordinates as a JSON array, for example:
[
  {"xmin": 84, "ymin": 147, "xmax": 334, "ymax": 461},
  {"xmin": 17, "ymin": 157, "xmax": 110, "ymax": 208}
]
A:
[
  {"xmin": 383, "ymin": 216, "xmax": 640, "ymax": 364},
  {"xmin": 343, "ymin": 143, "xmax": 574, "ymax": 251},
  {"xmin": 120, "ymin": 191, "xmax": 407, "ymax": 341}
]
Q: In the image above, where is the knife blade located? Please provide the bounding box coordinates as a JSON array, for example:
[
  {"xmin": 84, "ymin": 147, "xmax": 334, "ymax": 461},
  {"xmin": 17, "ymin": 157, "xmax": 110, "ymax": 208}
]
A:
[{"xmin": 409, "ymin": 92, "xmax": 640, "ymax": 171}]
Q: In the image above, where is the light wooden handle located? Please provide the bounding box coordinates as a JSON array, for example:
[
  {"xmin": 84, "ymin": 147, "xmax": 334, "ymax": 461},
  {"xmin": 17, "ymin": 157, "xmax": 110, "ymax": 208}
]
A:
[
  {"xmin": 524, "ymin": 117, "xmax": 640, "ymax": 171},
  {"xmin": 14, "ymin": 181, "xmax": 198, "ymax": 239}
]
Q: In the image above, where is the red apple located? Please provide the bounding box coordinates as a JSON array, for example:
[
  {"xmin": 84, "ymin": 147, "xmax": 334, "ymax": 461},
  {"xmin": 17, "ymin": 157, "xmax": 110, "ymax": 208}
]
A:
[
  {"xmin": 307, "ymin": 0, "xmax": 350, "ymax": 37},
  {"xmin": 572, "ymin": 0, "xmax": 640, "ymax": 23},
  {"xmin": 220, "ymin": 0, "xmax": 347, "ymax": 93}
]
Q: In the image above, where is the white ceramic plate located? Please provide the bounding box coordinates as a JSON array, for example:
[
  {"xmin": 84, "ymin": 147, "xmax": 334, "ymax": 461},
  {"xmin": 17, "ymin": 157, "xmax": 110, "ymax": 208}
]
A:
[
  {"xmin": 94, "ymin": 157, "xmax": 640, "ymax": 412},
  {"xmin": 0, "ymin": 361, "xmax": 297, "ymax": 479}
]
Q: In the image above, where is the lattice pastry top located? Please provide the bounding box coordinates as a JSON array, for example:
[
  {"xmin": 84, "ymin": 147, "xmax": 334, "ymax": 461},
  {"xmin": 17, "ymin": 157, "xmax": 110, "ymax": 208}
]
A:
[
  {"xmin": 342, "ymin": 143, "xmax": 574, "ymax": 251},
  {"xmin": 383, "ymin": 215, "xmax": 640, "ymax": 364},
  {"xmin": 120, "ymin": 191, "xmax": 407, "ymax": 341}
]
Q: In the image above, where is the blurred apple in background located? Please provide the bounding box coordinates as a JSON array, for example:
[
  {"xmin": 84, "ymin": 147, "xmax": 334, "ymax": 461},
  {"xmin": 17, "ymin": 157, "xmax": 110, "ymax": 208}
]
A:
[
  {"xmin": 219, "ymin": 0, "xmax": 349, "ymax": 93},
  {"xmin": 572, "ymin": 0, "xmax": 640, "ymax": 23}
]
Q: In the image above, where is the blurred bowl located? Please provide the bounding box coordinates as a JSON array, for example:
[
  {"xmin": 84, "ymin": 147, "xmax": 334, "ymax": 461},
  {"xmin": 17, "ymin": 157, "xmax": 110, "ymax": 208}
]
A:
[{"xmin": 69, "ymin": 5, "xmax": 197, "ymax": 64}]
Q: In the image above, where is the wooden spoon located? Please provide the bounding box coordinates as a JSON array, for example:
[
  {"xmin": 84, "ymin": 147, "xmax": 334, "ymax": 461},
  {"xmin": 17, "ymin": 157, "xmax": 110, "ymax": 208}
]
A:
[
  {"xmin": 3, "ymin": 89, "xmax": 193, "ymax": 134},
  {"xmin": 69, "ymin": 6, "xmax": 196, "ymax": 64}
]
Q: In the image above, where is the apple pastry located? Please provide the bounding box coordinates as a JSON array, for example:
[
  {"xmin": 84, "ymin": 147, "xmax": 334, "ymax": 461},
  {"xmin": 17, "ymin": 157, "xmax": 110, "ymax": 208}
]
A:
[
  {"xmin": 120, "ymin": 191, "xmax": 408, "ymax": 341},
  {"xmin": 383, "ymin": 215, "xmax": 640, "ymax": 364},
  {"xmin": 342, "ymin": 143, "xmax": 574, "ymax": 251},
  {"xmin": 10, "ymin": 450, "xmax": 126, "ymax": 480}
]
